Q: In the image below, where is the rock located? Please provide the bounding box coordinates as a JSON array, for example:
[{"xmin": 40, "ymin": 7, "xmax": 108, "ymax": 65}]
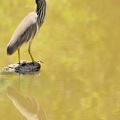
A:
[{"xmin": 3, "ymin": 61, "xmax": 41, "ymax": 74}]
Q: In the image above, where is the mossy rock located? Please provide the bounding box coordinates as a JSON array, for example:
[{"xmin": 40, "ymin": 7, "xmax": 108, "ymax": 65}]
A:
[{"xmin": 3, "ymin": 61, "xmax": 41, "ymax": 74}]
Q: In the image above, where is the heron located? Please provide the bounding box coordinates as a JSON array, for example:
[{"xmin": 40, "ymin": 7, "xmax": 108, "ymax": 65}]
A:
[{"xmin": 6, "ymin": 0, "xmax": 46, "ymax": 64}]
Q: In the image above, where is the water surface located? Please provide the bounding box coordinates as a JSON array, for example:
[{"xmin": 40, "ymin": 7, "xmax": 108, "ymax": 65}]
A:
[{"xmin": 0, "ymin": 0, "xmax": 120, "ymax": 120}]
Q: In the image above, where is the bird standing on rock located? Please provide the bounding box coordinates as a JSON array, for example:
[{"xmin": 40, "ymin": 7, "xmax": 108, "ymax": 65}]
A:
[{"xmin": 6, "ymin": 0, "xmax": 46, "ymax": 64}]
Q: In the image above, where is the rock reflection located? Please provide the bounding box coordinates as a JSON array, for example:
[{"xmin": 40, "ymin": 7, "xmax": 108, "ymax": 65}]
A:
[{"xmin": 7, "ymin": 86, "xmax": 47, "ymax": 120}]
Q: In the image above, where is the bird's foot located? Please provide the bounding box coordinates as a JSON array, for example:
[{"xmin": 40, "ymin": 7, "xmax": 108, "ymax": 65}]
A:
[
  {"xmin": 17, "ymin": 62, "xmax": 21, "ymax": 65},
  {"xmin": 31, "ymin": 61, "xmax": 35, "ymax": 65},
  {"xmin": 39, "ymin": 60, "xmax": 44, "ymax": 63}
]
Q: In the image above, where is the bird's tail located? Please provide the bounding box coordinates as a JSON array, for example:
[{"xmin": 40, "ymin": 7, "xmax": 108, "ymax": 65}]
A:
[{"xmin": 6, "ymin": 42, "xmax": 17, "ymax": 55}]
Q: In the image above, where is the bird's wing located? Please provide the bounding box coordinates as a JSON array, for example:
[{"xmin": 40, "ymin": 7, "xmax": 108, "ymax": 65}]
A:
[{"xmin": 7, "ymin": 12, "xmax": 38, "ymax": 55}]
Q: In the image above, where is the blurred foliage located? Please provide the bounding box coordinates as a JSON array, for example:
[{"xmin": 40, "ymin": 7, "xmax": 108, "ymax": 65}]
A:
[{"xmin": 0, "ymin": 0, "xmax": 120, "ymax": 120}]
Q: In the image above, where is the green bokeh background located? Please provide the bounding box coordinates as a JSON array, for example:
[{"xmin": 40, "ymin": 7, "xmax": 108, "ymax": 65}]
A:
[{"xmin": 0, "ymin": 0, "xmax": 120, "ymax": 120}]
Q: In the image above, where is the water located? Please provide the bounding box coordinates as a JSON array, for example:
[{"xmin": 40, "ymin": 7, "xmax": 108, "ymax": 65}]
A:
[{"xmin": 0, "ymin": 0, "xmax": 120, "ymax": 120}]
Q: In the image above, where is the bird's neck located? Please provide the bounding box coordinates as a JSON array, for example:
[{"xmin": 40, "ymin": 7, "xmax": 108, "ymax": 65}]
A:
[
  {"xmin": 36, "ymin": 0, "xmax": 46, "ymax": 12},
  {"xmin": 36, "ymin": 0, "xmax": 46, "ymax": 27}
]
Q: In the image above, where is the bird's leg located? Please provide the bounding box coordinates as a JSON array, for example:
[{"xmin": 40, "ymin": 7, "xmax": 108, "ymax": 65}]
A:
[
  {"xmin": 18, "ymin": 49, "xmax": 20, "ymax": 64},
  {"xmin": 28, "ymin": 41, "xmax": 34, "ymax": 63}
]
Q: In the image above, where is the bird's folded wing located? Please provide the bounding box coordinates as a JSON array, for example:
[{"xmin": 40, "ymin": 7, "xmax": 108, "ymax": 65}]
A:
[{"xmin": 7, "ymin": 12, "xmax": 38, "ymax": 54}]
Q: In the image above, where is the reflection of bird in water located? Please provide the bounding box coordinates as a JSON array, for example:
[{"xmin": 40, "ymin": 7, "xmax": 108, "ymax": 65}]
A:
[
  {"xmin": 7, "ymin": 86, "xmax": 47, "ymax": 120},
  {"xmin": 6, "ymin": 0, "xmax": 46, "ymax": 64}
]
